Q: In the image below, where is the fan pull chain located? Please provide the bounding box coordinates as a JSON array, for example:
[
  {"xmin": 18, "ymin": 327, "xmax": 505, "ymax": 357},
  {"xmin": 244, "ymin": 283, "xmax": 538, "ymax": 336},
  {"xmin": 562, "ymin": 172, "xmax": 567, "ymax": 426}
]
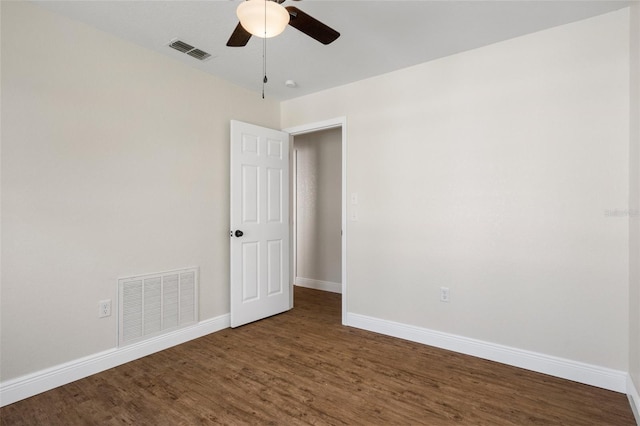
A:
[
  {"xmin": 262, "ymin": 37, "xmax": 267, "ymax": 99},
  {"xmin": 262, "ymin": 0, "xmax": 267, "ymax": 99}
]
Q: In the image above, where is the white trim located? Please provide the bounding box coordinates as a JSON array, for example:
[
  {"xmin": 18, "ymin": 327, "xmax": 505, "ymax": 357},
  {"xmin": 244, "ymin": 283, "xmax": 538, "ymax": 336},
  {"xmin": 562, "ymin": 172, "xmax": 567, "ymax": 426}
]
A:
[
  {"xmin": 628, "ymin": 375, "xmax": 640, "ymax": 424},
  {"xmin": 291, "ymin": 146, "xmax": 298, "ymax": 308},
  {"xmin": 295, "ymin": 277, "xmax": 342, "ymax": 294},
  {"xmin": 346, "ymin": 312, "xmax": 628, "ymax": 393},
  {"xmin": 284, "ymin": 117, "xmax": 345, "ymax": 136},
  {"xmin": 284, "ymin": 117, "xmax": 348, "ymax": 325},
  {"xmin": 0, "ymin": 314, "xmax": 230, "ymax": 407}
]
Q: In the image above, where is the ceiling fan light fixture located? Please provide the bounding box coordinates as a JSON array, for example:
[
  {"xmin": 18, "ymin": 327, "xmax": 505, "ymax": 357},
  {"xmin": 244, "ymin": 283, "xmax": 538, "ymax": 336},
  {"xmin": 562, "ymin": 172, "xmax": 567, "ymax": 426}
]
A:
[{"xmin": 237, "ymin": 0, "xmax": 290, "ymax": 38}]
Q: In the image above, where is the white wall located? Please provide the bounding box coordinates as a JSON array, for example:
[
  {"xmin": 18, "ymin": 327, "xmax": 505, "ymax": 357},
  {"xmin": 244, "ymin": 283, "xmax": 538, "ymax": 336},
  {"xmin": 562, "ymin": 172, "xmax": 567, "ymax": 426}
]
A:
[
  {"xmin": 294, "ymin": 129, "xmax": 342, "ymax": 288},
  {"xmin": 0, "ymin": 2, "xmax": 279, "ymax": 381},
  {"xmin": 629, "ymin": 1, "xmax": 640, "ymax": 398},
  {"xmin": 282, "ymin": 9, "xmax": 630, "ymax": 370}
]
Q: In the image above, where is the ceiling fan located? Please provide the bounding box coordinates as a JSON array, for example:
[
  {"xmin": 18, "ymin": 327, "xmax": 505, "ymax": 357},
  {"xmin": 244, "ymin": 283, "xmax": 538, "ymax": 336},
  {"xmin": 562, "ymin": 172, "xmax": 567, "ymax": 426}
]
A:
[{"xmin": 226, "ymin": 0, "xmax": 340, "ymax": 47}]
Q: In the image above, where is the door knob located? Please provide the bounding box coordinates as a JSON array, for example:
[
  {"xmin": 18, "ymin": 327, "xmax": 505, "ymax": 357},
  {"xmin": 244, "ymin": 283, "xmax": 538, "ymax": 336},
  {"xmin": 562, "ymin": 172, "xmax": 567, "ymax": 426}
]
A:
[{"xmin": 234, "ymin": 230, "xmax": 244, "ymax": 237}]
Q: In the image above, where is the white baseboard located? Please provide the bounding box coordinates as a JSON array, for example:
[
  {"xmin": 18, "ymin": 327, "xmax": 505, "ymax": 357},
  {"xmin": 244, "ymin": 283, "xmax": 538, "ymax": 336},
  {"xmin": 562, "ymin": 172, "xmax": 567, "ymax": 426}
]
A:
[
  {"xmin": 628, "ymin": 375, "xmax": 640, "ymax": 424},
  {"xmin": 0, "ymin": 314, "xmax": 230, "ymax": 407},
  {"xmin": 346, "ymin": 312, "xmax": 627, "ymax": 393},
  {"xmin": 295, "ymin": 277, "xmax": 342, "ymax": 294},
  {"xmin": 1, "ymin": 310, "xmax": 632, "ymax": 409}
]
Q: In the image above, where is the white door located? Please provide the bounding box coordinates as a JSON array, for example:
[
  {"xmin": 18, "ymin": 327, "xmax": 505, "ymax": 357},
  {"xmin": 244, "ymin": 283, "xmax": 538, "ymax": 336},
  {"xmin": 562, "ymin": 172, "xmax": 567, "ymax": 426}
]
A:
[{"xmin": 230, "ymin": 120, "xmax": 290, "ymax": 328}]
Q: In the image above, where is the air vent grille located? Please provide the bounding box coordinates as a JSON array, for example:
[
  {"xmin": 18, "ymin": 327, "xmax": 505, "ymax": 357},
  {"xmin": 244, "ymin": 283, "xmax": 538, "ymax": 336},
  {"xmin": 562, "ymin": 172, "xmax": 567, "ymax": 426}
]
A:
[
  {"xmin": 169, "ymin": 39, "xmax": 194, "ymax": 53},
  {"xmin": 118, "ymin": 267, "xmax": 198, "ymax": 346},
  {"xmin": 187, "ymin": 49, "xmax": 212, "ymax": 61},
  {"xmin": 168, "ymin": 38, "xmax": 213, "ymax": 61}
]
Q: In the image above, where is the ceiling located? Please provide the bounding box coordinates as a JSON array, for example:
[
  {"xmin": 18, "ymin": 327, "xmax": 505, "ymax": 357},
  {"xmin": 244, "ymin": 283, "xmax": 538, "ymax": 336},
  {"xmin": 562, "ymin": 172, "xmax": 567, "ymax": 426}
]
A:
[{"xmin": 33, "ymin": 0, "xmax": 631, "ymax": 101}]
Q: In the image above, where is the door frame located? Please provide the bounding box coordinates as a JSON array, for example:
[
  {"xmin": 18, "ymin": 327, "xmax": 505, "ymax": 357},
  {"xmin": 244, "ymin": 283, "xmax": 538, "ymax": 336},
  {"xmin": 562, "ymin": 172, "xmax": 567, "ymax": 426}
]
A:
[{"xmin": 284, "ymin": 117, "xmax": 347, "ymax": 325}]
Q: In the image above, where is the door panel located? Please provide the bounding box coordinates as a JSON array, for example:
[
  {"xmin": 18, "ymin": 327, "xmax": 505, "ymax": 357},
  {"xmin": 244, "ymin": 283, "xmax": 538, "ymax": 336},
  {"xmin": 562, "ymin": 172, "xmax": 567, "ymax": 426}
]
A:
[
  {"xmin": 242, "ymin": 165, "xmax": 259, "ymax": 223},
  {"xmin": 241, "ymin": 242, "xmax": 259, "ymax": 302},
  {"xmin": 267, "ymin": 168, "xmax": 283, "ymax": 222},
  {"xmin": 267, "ymin": 239, "xmax": 283, "ymax": 295},
  {"xmin": 230, "ymin": 120, "xmax": 290, "ymax": 327}
]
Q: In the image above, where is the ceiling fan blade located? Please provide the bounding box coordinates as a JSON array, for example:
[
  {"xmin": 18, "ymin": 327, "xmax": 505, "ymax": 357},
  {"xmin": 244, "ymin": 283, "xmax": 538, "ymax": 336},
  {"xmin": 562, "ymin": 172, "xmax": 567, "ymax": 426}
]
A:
[
  {"xmin": 285, "ymin": 6, "xmax": 340, "ymax": 45},
  {"xmin": 226, "ymin": 22, "xmax": 252, "ymax": 47}
]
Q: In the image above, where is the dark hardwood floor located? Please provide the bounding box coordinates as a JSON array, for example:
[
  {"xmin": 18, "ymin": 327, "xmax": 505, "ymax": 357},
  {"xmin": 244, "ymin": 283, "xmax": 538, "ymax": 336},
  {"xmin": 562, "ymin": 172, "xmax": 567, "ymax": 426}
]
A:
[{"xmin": 1, "ymin": 287, "xmax": 636, "ymax": 425}]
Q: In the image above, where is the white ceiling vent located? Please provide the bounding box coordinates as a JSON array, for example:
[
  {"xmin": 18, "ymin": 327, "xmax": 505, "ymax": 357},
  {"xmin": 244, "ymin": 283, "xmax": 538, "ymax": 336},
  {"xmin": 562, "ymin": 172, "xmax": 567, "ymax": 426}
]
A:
[
  {"xmin": 168, "ymin": 38, "xmax": 212, "ymax": 61},
  {"xmin": 118, "ymin": 267, "xmax": 198, "ymax": 346}
]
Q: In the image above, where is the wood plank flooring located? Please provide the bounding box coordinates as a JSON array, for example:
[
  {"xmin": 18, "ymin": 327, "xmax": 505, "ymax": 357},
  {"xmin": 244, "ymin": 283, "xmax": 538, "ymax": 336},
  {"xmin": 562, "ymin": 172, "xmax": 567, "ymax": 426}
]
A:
[{"xmin": 1, "ymin": 287, "xmax": 636, "ymax": 425}]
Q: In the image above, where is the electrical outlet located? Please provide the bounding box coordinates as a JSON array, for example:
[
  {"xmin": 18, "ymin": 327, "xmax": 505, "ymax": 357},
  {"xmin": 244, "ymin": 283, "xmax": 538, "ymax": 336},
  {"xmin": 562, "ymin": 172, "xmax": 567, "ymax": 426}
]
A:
[
  {"xmin": 99, "ymin": 299, "xmax": 111, "ymax": 318},
  {"xmin": 440, "ymin": 287, "xmax": 450, "ymax": 303}
]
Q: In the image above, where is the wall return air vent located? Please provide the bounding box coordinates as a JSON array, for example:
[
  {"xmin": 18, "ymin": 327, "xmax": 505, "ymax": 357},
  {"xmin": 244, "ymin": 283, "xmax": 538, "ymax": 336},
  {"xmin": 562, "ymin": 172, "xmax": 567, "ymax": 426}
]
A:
[
  {"xmin": 118, "ymin": 267, "xmax": 198, "ymax": 346},
  {"xmin": 168, "ymin": 38, "xmax": 212, "ymax": 61}
]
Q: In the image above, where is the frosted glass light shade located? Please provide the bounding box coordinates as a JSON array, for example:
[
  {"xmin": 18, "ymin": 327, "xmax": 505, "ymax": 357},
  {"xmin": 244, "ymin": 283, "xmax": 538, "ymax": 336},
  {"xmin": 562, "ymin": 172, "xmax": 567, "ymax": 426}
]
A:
[{"xmin": 237, "ymin": 0, "xmax": 290, "ymax": 38}]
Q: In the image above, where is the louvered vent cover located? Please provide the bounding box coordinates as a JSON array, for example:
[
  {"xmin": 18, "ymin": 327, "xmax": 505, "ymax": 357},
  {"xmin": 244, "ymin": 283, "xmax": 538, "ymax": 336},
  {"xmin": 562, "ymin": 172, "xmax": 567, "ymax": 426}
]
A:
[
  {"xmin": 168, "ymin": 39, "xmax": 194, "ymax": 53},
  {"xmin": 187, "ymin": 48, "xmax": 211, "ymax": 61},
  {"xmin": 168, "ymin": 39, "xmax": 212, "ymax": 61},
  {"xmin": 118, "ymin": 267, "xmax": 198, "ymax": 346}
]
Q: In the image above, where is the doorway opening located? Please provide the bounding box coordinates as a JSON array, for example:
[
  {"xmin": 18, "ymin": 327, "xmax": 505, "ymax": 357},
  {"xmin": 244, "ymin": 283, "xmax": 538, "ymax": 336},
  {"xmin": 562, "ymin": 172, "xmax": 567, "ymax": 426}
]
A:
[{"xmin": 285, "ymin": 118, "xmax": 347, "ymax": 324}]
